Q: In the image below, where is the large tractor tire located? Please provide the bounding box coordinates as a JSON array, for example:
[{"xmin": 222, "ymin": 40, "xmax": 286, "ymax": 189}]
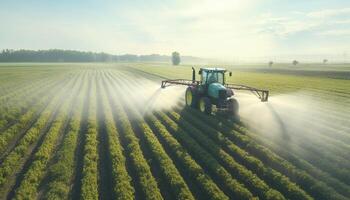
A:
[
  {"xmin": 227, "ymin": 98, "xmax": 239, "ymax": 116},
  {"xmin": 185, "ymin": 87, "xmax": 198, "ymax": 108},
  {"xmin": 199, "ymin": 97, "xmax": 212, "ymax": 114}
]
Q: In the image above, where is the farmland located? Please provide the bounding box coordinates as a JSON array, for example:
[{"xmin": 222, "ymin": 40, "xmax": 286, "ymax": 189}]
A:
[{"xmin": 0, "ymin": 63, "xmax": 349, "ymax": 200}]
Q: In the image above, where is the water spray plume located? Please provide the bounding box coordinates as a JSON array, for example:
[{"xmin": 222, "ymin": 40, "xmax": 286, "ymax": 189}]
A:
[{"xmin": 237, "ymin": 91, "xmax": 350, "ymax": 153}]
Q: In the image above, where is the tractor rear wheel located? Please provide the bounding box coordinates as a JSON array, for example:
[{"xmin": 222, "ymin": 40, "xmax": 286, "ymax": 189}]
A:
[
  {"xmin": 185, "ymin": 87, "xmax": 198, "ymax": 108},
  {"xmin": 199, "ymin": 97, "xmax": 212, "ymax": 114},
  {"xmin": 228, "ymin": 98, "xmax": 239, "ymax": 116}
]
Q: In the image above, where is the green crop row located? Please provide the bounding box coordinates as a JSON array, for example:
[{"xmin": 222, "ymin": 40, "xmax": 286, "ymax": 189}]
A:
[
  {"xmin": 245, "ymin": 109, "xmax": 350, "ymax": 169},
  {"xmin": 243, "ymin": 126, "xmax": 350, "ymax": 197},
  {"xmin": 0, "ymin": 74, "xmax": 54, "ymax": 102},
  {"xmin": 145, "ymin": 113, "xmax": 229, "ymax": 200},
  {"xmin": 103, "ymin": 76, "xmax": 163, "ymax": 200},
  {"xmin": 166, "ymin": 110, "xmax": 286, "ymax": 200},
  {"xmin": 97, "ymin": 77, "xmax": 135, "ymax": 200},
  {"xmin": 0, "ymin": 77, "xmax": 71, "ymax": 155},
  {"xmin": 233, "ymin": 109, "xmax": 350, "ymax": 185},
  {"xmin": 108, "ymin": 74, "xmax": 195, "ymax": 200},
  {"xmin": 222, "ymin": 122, "xmax": 349, "ymax": 200},
  {"xmin": 170, "ymin": 109, "xmax": 311, "ymax": 199},
  {"xmin": 0, "ymin": 75, "xmax": 77, "ymax": 196},
  {"xmin": 154, "ymin": 111, "xmax": 255, "ymax": 200},
  {"xmin": 45, "ymin": 75, "xmax": 88, "ymax": 199},
  {"xmin": 80, "ymin": 75, "xmax": 99, "ymax": 200},
  {"xmin": 0, "ymin": 75, "xmax": 66, "ymax": 130},
  {"xmin": 13, "ymin": 73, "xmax": 83, "ymax": 199},
  {"xmin": 186, "ymin": 107, "xmax": 347, "ymax": 200},
  {"xmin": 0, "ymin": 70, "xmax": 56, "ymax": 96}
]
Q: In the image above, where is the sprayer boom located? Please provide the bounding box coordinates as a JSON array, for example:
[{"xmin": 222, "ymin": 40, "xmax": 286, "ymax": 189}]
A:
[
  {"xmin": 161, "ymin": 79, "xmax": 269, "ymax": 102},
  {"xmin": 225, "ymin": 83, "xmax": 269, "ymax": 102},
  {"xmin": 161, "ymin": 79, "xmax": 199, "ymax": 88}
]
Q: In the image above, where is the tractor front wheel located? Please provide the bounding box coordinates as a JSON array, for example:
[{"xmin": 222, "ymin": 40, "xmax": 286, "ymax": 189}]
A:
[
  {"xmin": 199, "ymin": 97, "xmax": 212, "ymax": 114},
  {"xmin": 185, "ymin": 87, "xmax": 198, "ymax": 108}
]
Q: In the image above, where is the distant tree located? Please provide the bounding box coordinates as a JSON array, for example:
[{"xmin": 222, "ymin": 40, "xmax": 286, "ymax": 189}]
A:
[
  {"xmin": 172, "ymin": 51, "xmax": 181, "ymax": 65},
  {"xmin": 323, "ymin": 59, "xmax": 328, "ymax": 64},
  {"xmin": 268, "ymin": 61, "xmax": 273, "ymax": 67},
  {"xmin": 292, "ymin": 60, "xmax": 299, "ymax": 66}
]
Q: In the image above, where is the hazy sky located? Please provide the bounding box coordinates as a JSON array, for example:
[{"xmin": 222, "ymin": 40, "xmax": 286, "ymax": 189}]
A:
[{"xmin": 1, "ymin": 0, "xmax": 350, "ymax": 59}]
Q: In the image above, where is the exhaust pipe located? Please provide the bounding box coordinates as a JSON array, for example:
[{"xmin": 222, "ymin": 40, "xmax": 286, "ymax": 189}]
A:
[{"xmin": 192, "ymin": 67, "xmax": 195, "ymax": 83}]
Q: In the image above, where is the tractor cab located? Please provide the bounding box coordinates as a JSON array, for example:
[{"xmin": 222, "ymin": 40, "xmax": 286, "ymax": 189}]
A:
[{"xmin": 198, "ymin": 68, "xmax": 230, "ymax": 85}]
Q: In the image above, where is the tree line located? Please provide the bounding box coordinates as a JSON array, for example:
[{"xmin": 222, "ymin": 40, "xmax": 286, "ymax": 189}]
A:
[{"xmin": 0, "ymin": 49, "xmax": 198, "ymax": 63}]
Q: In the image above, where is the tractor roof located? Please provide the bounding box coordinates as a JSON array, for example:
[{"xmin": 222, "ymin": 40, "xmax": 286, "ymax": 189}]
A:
[{"xmin": 200, "ymin": 67, "xmax": 226, "ymax": 72}]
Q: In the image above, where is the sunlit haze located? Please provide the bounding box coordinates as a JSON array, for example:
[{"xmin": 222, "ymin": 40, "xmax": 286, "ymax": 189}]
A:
[{"xmin": 1, "ymin": 0, "xmax": 350, "ymax": 61}]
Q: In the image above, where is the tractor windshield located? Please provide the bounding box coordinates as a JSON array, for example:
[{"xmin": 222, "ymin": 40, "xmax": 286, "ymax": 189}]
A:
[{"xmin": 202, "ymin": 71, "xmax": 224, "ymax": 84}]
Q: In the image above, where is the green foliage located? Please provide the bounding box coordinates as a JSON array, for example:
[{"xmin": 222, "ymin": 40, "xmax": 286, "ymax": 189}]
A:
[
  {"xmin": 104, "ymin": 77, "xmax": 163, "ymax": 200},
  {"xmin": 98, "ymin": 78, "xmax": 135, "ymax": 200},
  {"xmin": 155, "ymin": 111, "xmax": 254, "ymax": 200},
  {"xmin": 187, "ymin": 107, "xmax": 348, "ymax": 200},
  {"xmin": 80, "ymin": 78, "xmax": 99, "ymax": 200},
  {"xmin": 0, "ymin": 77, "xmax": 67, "ymax": 154},
  {"xmin": 0, "ymin": 76, "xmax": 77, "ymax": 195},
  {"xmin": 45, "ymin": 75, "xmax": 88, "ymax": 199},
  {"xmin": 110, "ymin": 75, "xmax": 195, "ymax": 200},
  {"xmin": 168, "ymin": 109, "xmax": 286, "ymax": 200},
  {"xmin": 146, "ymin": 114, "xmax": 229, "ymax": 200},
  {"xmin": 14, "ymin": 75, "xmax": 83, "ymax": 199}
]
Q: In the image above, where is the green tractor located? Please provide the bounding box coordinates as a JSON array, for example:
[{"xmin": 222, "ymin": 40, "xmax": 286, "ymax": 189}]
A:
[{"xmin": 161, "ymin": 67, "xmax": 269, "ymax": 115}]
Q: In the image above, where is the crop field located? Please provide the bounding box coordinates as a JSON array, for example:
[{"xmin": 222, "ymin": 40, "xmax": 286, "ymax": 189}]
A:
[{"xmin": 0, "ymin": 63, "xmax": 349, "ymax": 200}]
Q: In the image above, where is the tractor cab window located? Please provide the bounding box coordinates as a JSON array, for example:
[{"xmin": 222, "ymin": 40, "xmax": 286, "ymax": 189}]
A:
[
  {"xmin": 217, "ymin": 72, "xmax": 224, "ymax": 84},
  {"xmin": 202, "ymin": 71, "xmax": 224, "ymax": 84},
  {"xmin": 201, "ymin": 71, "xmax": 208, "ymax": 84}
]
